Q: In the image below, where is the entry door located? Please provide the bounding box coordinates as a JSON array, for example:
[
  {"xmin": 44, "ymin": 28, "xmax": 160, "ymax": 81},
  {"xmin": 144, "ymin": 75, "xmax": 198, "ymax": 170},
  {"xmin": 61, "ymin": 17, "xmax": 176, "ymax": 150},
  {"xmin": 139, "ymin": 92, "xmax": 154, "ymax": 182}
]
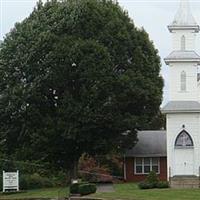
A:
[{"xmin": 174, "ymin": 149, "xmax": 194, "ymax": 175}]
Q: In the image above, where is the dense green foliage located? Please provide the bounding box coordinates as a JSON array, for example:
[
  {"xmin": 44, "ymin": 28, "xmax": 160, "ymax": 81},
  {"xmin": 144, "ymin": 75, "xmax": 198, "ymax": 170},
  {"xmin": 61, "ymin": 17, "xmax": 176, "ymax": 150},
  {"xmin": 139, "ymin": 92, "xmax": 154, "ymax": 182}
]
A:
[
  {"xmin": 20, "ymin": 173, "xmax": 54, "ymax": 190},
  {"xmin": 138, "ymin": 171, "xmax": 169, "ymax": 190},
  {"xmin": 156, "ymin": 181, "xmax": 169, "ymax": 189},
  {"xmin": 0, "ymin": 0, "xmax": 163, "ymax": 174},
  {"xmin": 138, "ymin": 182, "xmax": 154, "ymax": 190},
  {"xmin": 70, "ymin": 183, "xmax": 81, "ymax": 194},
  {"xmin": 146, "ymin": 171, "xmax": 159, "ymax": 187},
  {"xmin": 78, "ymin": 183, "xmax": 97, "ymax": 196},
  {"xmin": 0, "ymin": 172, "xmax": 68, "ymax": 190},
  {"xmin": 70, "ymin": 182, "xmax": 96, "ymax": 195}
]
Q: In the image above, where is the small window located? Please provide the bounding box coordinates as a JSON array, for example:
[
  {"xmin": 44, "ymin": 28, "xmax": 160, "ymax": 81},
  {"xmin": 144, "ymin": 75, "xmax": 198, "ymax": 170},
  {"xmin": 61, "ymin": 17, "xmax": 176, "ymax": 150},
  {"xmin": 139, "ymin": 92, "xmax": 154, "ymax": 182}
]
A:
[
  {"xmin": 135, "ymin": 158, "xmax": 160, "ymax": 174},
  {"xmin": 144, "ymin": 158, "xmax": 151, "ymax": 173},
  {"xmin": 135, "ymin": 158, "xmax": 143, "ymax": 174},
  {"xmin": 152, "ymin": 158, "xmax": 159, "ymax": 173},
  {"xmin": 175, "ymin": 130, "xmax": 193, "ymax": 147},
  {"xmin": 181, "ymin": 35, "xmax": 186, "ymax": 50},
  {"xmin": 181, "ymin": 71, "xmax": 186, "ymax": 91}
]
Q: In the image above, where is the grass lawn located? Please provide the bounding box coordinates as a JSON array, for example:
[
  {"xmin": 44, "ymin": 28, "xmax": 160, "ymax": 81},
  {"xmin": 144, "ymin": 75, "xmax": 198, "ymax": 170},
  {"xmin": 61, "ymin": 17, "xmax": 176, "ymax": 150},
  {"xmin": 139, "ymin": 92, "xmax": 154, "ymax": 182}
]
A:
[
  {"xmin": 2, "ymin": 183, "xmax": 200, "ymax": 200},
  {"xmin": 91, "ymin": 183, "xmax": 200, "ymax": 200},
  {"xmin": 0, "ymin": 187, "xmax": 69, "ymax": 199}
]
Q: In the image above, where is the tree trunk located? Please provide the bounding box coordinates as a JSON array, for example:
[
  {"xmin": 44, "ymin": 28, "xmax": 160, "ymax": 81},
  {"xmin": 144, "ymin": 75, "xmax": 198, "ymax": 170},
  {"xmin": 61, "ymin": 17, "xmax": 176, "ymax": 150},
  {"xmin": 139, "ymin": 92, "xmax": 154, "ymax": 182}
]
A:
[{"xmin": 69, "ymin": 159, "xmax": 79, "ymax": 181}]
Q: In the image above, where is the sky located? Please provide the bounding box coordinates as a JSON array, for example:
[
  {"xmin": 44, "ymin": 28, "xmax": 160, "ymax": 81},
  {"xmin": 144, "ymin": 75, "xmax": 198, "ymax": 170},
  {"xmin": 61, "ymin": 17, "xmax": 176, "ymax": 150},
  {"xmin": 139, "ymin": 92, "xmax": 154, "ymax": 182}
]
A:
[{"xmin": 1, "ymin": 0, "xmax": 200, "ymax": 105}]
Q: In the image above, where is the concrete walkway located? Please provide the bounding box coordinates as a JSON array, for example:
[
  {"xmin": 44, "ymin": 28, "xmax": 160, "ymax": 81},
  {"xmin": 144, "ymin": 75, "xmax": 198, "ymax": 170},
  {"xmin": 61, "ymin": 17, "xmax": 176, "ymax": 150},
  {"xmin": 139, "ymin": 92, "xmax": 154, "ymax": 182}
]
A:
[{"xmin": 97, "ymin": 184, "xmax": 115, "ymax": 193}]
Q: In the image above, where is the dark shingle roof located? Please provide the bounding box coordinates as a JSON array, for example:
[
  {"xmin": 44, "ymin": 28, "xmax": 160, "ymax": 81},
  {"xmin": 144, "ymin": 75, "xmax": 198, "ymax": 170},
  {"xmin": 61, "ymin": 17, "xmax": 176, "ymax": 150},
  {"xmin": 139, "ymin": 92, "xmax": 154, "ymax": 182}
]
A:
[{"xmin": 125, "ymin": 130, "xmax": 166, "ymax": 157}]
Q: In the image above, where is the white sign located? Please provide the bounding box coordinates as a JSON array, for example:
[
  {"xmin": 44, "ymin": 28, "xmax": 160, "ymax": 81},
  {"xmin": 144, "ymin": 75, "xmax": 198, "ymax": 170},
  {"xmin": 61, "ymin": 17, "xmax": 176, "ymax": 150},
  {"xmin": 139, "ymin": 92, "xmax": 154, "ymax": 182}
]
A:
[{"xmin": 3, "ymin": 171, "xmax": 19, "ymax": 192}]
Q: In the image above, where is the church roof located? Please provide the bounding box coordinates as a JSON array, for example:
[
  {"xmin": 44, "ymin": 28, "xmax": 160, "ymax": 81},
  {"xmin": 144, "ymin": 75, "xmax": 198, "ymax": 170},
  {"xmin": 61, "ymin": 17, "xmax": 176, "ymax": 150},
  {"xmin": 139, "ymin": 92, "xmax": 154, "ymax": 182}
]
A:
[
  {"xmin": 162, "ymin": 101, "xmax": 200, "ymax": 114},
  {"xmin": 168, "ymin": 0, "xmax": 199, "ymax": 32},
  {"xmin": 125, "ymin": 130, "xmax": 166, "ymax": 157},
  {"xmin": 164, "ymin": 51, "xmax": 200, "ymax": 65}
]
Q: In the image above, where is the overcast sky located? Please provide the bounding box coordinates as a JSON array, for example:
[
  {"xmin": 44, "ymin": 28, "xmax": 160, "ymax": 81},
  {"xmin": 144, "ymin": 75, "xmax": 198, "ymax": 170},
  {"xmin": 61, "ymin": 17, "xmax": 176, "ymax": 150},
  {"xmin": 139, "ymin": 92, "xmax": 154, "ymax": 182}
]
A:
[{"xmin": 1, "ymin": 0, "xmax": 200, "ymax": 105}]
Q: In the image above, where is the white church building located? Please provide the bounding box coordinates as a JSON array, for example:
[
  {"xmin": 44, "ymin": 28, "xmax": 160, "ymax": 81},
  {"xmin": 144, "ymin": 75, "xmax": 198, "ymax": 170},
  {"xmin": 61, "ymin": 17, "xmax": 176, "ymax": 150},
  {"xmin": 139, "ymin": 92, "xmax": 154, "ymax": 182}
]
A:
[
  {"xmin": 125, "ymin": 0, "xmax": 200, "ymax": 188},
  {"xmin": 163, "ymin": 0, "xmax": 200, "ymax": 187}
]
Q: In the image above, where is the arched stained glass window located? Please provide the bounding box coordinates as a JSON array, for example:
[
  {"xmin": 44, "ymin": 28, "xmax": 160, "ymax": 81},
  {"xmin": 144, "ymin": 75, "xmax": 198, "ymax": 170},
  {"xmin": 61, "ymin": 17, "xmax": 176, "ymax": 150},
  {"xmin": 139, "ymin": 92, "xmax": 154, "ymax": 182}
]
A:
[
  {"xmin": 181, "ymin": 35, "xmax": 186, "ymax": 50},
  {"xmin": 175, "ymin": 130, "xmax": 193, "ymax": 147},
  {"xmin": 181, "ymin": 71, "xmax": 186, "ymax": 91}
]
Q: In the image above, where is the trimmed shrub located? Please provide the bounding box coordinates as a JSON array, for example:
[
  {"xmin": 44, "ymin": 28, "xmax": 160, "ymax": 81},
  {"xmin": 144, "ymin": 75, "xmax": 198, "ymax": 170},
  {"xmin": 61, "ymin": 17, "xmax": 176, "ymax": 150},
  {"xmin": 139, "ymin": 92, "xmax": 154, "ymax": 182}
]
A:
[
  {"xmin": 156, "ymin": 181, "xmax": 169, "ymax": 188},
  {"xmin": 79, "ymin": 183, "xmax": 97, "ymax": 196},
  {"xmin": 70, "ymin": 182, "xmax": 97, "ymax": 195},
  {"xmin": 146, "ymin": 171, "xmax": 159, "ymax": 187},
  {"xmin": 138, "ymin": 171, "xmax": 169, "ymax": 190},
  {"xmin": 70, "ymin": 183, "xmax": 81, "ymax": 194},
  {"xmin": 138, "ymin": 182, "xmax": 154, "ymax": 189}
]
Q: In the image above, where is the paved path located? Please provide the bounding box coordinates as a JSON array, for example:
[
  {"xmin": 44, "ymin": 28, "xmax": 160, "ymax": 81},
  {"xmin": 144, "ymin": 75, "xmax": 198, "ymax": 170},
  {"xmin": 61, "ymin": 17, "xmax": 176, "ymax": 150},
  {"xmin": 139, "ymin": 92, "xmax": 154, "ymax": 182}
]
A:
[{"xmin": 97, "ymin": 183, "xmax": 115, "ymax": 193}]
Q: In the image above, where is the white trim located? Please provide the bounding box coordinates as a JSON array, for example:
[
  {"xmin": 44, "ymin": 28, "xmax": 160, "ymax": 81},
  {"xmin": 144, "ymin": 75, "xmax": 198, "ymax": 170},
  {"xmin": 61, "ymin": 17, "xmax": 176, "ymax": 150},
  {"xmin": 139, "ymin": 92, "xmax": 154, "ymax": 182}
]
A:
[
  {"xmin": 123, "ymin": 155, "xmax": 127, "ymax": 180},
  {"xmin": 134, "ymin": 157, "xmax": 160, "ymax": 175}
]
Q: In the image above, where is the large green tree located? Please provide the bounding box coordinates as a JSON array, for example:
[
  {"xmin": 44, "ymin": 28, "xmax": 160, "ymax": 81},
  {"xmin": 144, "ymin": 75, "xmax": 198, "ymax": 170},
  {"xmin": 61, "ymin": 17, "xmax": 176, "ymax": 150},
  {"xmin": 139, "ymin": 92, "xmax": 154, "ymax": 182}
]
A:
[{"xmin": 0, "ymin": 0, "xmax": 163, "ymax": 174}]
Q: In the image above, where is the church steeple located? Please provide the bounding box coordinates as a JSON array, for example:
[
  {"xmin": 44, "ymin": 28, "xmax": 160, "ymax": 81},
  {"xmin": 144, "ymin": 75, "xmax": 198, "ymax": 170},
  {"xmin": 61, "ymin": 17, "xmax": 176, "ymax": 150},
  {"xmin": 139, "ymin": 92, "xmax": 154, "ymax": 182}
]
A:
[
  {"xmin": 164, "ymin": 0, "xmax": 200, "ymax": 101},
  {"xmin": 168, "ymin": 0, "xmax": 199, "ymax": 32}
]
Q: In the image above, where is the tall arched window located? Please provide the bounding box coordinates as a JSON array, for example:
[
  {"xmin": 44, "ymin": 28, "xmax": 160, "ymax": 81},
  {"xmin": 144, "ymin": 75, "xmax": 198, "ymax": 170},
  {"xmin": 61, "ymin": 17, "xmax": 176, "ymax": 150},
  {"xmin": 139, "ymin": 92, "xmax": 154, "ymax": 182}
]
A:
[
  {"xmin": 181, "ymin": 35, "xmax": 186, "ymax": 50},
  {"xmin": 175, "ymin": 130, "xmax": 193, "ymax": 147},
  {"xmin": 181, "ymin": 71, "xmax": 186, "ymax": 91}
]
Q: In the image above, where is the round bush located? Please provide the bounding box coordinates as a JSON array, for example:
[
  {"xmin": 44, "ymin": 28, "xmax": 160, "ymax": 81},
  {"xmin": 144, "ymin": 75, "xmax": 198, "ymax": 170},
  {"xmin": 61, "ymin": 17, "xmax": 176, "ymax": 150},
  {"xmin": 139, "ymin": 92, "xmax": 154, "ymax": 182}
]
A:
[
  {"xmin": 146, "ymin": 171, "xmax": 159, "ymax": 187},
  {"xmin": 70, "ymin": 183, "xmax": 80, "ymax": 194},
  {"xmin": 138, "ymin": 182, "xmax": 154, "ymax": 190},
  {"xmin": 156, "ymin": 181, "xmax": 169, "ymax": 188},
  {"xmin": 78, "ymin": 183, "xmax": 97, "ymax": 196}
]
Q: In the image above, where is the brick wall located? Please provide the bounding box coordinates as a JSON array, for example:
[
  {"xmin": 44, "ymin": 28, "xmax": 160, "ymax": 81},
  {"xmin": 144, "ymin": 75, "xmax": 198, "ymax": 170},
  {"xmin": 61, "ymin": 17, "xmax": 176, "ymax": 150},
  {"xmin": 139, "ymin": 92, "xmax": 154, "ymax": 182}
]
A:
[{"xmin": 125, "ymin": 157, "xmax": 167, "ymax": 182}]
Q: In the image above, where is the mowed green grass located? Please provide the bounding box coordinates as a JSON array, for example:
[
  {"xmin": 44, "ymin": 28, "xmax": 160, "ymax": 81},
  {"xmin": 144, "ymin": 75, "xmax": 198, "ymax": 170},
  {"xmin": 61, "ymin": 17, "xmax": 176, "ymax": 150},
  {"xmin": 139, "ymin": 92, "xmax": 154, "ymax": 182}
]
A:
[
  {"xmin": 2, "ymin": 183, "xmax": 200, "ymax": 200},
  {"xmin": 0, "ymin": 187, "xmax": 69, "ymax": 199},
  {"xmin": 91, "ymin": 183, "xmax": 200, "ymax": 200}
]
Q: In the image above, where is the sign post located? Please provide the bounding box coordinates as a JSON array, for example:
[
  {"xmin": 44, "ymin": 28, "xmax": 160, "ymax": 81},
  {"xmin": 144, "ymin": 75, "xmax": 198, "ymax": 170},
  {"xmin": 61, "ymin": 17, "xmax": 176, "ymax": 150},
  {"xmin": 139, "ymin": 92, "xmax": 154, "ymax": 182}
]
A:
[{"xmin": 3, "ymin": 171, "xmax": 19, "ymax": 192}]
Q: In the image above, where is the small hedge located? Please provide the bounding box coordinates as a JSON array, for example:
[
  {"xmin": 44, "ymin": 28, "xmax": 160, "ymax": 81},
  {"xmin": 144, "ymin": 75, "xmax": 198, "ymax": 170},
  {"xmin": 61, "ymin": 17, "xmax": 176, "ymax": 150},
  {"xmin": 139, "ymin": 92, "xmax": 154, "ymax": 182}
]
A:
[
  {"xmin": 70, "ymin": 183, "xmax": 81, "ymax": 194},
  {"xmin": 156, "ymin": 181, "xmax": 169, "ymax": 188},
  {"xmin": 138, "ymin": 171, "xmax": 169, "ymax": 190},
  {"xmin": 79, "ymin": 183, "xmax": 97, "ymax": 195},
  {"xmin": 146, "ymin": 171, "xmax": 159, "ymax": 188},
  {"xmin": 19, "ymin": 173, "xmax": 54, "ymax": 190},
  {"xmin": 139, "ymin": 181, "xmax": 169, "ymax": 189},
  {"xmin": 138, "ymin": 182, "xmax": 154, "ymax": 189},
  {"xmin": 70, "ymin": 182, "xmax": 97, "ymax": 196}
]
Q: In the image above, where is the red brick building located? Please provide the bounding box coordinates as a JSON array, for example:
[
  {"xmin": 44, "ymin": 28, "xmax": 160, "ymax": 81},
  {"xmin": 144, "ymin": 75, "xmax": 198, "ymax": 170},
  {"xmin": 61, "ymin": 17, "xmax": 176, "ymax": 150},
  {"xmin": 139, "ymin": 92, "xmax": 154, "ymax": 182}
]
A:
[{"xmin": 124, "ymin": 130, "xmax": 167, "ymax": 182}]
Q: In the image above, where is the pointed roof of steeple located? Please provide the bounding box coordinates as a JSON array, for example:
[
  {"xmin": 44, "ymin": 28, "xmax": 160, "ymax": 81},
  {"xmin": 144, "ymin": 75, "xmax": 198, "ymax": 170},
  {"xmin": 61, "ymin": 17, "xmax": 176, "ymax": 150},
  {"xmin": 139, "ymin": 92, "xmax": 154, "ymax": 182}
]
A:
[
  {"xmin": 168, "ymin": 0, "xmax": 199, "ymax": 32},
  {"xmin": 172, "ymin": 0, "xmax": 196, "ymax": 26}
]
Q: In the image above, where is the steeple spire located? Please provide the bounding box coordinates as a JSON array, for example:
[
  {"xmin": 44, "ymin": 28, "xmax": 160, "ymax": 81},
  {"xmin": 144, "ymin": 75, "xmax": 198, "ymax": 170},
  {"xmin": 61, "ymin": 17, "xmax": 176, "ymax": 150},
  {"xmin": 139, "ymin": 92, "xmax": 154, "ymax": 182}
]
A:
[
  {"xmin": 172, "ymin": 0, "xmax": 196, "ymax": 26},
  {"xmin": 168, "ymin": 0, "xmax": 199, "ymax": 32}
]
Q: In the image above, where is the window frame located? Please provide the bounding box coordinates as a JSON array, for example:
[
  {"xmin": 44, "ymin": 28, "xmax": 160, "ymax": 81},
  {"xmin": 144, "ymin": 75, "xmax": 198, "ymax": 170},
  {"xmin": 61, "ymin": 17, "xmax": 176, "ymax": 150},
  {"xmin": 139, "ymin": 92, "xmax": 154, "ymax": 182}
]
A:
[
  {"xmin": 134, "ymin": 157, "xmax": 160, "ymax": 175},
  {"xmin": 181, "ymin": 35, "xmax": 186, "ymax": 51},
  {"xmin": 180, "ymin": 71, "xmax": 186, "ymax": 92},
  {"xmin": 175, "ymin": 130, "xmax": 194, "ymax": 149}
]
